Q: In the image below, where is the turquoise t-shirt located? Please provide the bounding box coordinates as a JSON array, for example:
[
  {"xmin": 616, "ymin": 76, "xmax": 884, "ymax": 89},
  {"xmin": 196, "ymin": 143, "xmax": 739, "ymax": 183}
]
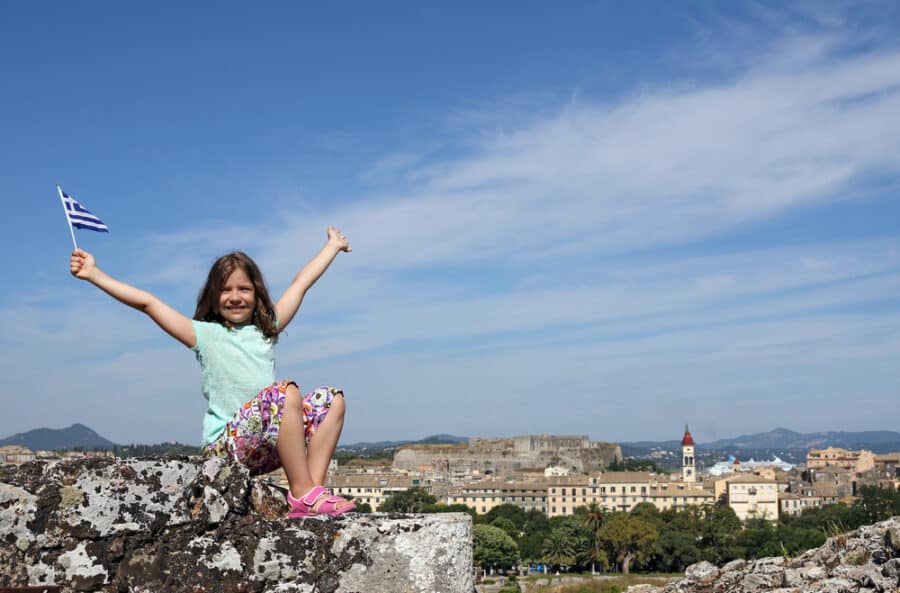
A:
[{"xmin": 192, "ymin": 320, "xmax": 276, "ymax": 445}]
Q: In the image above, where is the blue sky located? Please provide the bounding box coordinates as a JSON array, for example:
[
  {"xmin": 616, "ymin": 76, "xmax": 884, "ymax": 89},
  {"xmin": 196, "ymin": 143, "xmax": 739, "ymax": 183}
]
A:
[{"xmin": 3, "ymin": 2, "xmax": 900, "ymax": 446}]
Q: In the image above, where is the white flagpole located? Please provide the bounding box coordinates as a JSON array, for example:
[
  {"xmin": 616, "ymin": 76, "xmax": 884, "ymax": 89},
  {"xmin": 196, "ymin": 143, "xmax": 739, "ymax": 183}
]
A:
[{"xmin": 57, "ymin": 185, "xmax": 78, "ymax": 251}]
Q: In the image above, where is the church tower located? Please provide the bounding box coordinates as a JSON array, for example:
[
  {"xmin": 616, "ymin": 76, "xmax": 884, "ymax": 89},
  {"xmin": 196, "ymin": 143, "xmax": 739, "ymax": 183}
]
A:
[{"xmin": 681, "ymin": 425, "xmax": 696, "ymax": 483}]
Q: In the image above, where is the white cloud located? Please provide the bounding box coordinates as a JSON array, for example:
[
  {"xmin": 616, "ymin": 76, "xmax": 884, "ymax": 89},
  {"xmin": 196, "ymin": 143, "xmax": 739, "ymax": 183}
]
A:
[{"xmin": 7, "ymin": 29, "xmax": 900, "ymax": 443}]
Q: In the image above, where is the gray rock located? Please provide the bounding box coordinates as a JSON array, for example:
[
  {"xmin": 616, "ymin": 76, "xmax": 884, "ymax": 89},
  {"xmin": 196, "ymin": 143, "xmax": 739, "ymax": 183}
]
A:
[
  {"xmin": 781, "ymin": 568, "xmax": 802, "ymax": 587},
  {"xmin": 842, "ymin": 546, "xmax": 869, "ymax": 566},
  {"xmin": 882, "ymin": 557, "xmax": 900, "ymax": 578},
  {"xmin": 685, "ymin": 561, "xmax": 719, "ymax": 586},
  {"xmin": 0, "ymin": 457, "xmax": 473, "ymax": 593},
  {"xmin": 798, "ymin": 565, "xmax": 827, "ymax": 581},
  {"xmin": 624, "ymin": 585, "xmax": 663, "ymax": 593},
  {"xmin": 720, "ymin": 559, "xmax": 746, "ymax": 573},
  {"xmin": 886, "ymin": 526, "xmax": 900, "ymax": 554},
  {"xmin": 813, "ymin": 576, "xmax": 857, "ymax": 593},
  {"xmin": 657, "ymin": 517, "xmax": 900, "ymax": 593},
  {"xmin": 833, "ymin": 564, "xmax": 895, "ymax": 592},
  {"xmin": 739, "ymin": 571, "xmax": 784, "ymax": 591},
  {"xmin": 809, "ymin": 546, "xmax": 840, "ymax": 570}
]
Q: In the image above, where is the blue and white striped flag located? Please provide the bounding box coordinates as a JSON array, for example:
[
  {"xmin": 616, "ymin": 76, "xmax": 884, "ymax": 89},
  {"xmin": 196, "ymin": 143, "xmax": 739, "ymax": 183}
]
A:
[{"xmin": 59, "ymin": 187, "xmax": 109, "ymax": 233}]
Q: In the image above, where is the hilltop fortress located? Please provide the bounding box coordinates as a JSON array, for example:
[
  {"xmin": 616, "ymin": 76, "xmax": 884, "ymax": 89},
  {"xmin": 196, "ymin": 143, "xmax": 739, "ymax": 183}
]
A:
[{"xmin": 393, "ymin": 434, "xmax": 622, "ymax": 477}]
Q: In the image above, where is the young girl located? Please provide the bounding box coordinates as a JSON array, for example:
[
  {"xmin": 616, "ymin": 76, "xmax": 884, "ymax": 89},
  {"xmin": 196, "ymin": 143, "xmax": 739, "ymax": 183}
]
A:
[{"xmin": 70, "ymin": 225, "xmax": 355, "ymax": 517}]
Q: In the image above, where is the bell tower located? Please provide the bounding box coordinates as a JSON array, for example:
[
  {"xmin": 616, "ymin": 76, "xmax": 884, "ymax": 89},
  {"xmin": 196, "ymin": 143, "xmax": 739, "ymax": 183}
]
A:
[{"xmin": 681, "ymin": 425, "xmax": 696, "ymax": 483}]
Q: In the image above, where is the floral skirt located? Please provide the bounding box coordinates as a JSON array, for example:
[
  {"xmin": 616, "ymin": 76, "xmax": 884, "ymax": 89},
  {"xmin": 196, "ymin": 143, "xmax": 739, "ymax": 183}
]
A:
[{"xmin": 202, "ymin": 380, "xmax": 344, "ymax": 475}]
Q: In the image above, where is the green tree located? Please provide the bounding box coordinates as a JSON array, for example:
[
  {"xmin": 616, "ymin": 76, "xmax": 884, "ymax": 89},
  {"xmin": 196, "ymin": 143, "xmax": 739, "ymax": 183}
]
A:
[
  {"xmin": 699, "ymin": 504, "xmax": 741, "ymax": 564},
  {"xmin": 776, "ymin": 523, "xmax": 825, "ymax": 555},
  {"xmin": 853, "ymin": 485, "xmax": 900, "ymax": 525},
  {"xmin": 482, "ymin": 504, "xmax": 527, "ymax": 529},
  {"xmin": 518, "ymin": 509, "xmax": 552, "ymax": 562},
  {"xmin": 421, "ymin": 503, "xmax": 478, "ymax": 519},
  {"xmin": 608, "ymin": 458, "xmax": 664, "ymax": 473},
  {"xmin": 629, "ymin": 502, "xmax": 661, "ymax": 526},
  {"xmin": 474, "ymin": 524, "xmax": 520, "ymax": 570},
  {"xmin": 377, "ymin": 487, "xmax": 437, "ymax": 513},
  {"xmin": 491, "ymin": 517, "xmax": 520, "ymax": 540},
  {"xmin": 656, "ymin": 528, "xmax": 702, "ymax": 572},
  {"xmin": 784, "ymin": 502, "xmax": 854, "ymax": 535},
  {"xmin": 542, "ymin": 528, "xmax": 577, "ymax": 567},
  {"xmin": 579, "ymin": 502, "xmax": 608, "ymax": 573},
  {"xmin": 354, "ymin": 502, "xmax": 372, "ymax": 513},
  {"xmin": 735, "ymin": 518, "xmax": 780, "ymax": 559},
  {"xmin": 596, "ymin": 514, "xmax": 659, "ymax": 574}
]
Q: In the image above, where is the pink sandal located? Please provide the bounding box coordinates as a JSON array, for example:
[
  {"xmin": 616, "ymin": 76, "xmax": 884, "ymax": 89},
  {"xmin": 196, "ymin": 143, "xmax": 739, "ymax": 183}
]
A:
[{"xmin": 287, "ymin": 486, "xmax": 356, "ymax": 518}]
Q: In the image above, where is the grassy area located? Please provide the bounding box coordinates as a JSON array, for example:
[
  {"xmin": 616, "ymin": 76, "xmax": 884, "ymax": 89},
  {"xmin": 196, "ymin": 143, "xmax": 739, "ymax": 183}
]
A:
[{"xmin": 518, "ymin": 573, "xmax": 676, "ymax": 593}]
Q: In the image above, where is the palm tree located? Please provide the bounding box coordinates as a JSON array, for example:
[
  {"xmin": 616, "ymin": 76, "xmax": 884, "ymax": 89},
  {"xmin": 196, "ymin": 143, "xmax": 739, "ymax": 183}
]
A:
[
  {"xmin": 542, "ymin": 529, "xmax": 575, "ymax": 569},
  {"xmin": 580, "ymin": 502, "xmax": 606, "ymax": 574}
]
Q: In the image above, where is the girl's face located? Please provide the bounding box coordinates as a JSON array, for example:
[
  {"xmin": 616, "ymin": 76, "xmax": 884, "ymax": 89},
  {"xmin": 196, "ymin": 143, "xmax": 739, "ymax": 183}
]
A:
[{"xmin": 217, "ymin": 268, "xmax": 256, "ymax": 325}]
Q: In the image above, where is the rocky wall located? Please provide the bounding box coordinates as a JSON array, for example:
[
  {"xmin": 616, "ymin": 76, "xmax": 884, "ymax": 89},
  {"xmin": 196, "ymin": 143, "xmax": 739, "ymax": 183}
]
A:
[
  {"xmin": 626, "ymin": 516, "xmax": 900, "ymax": 593},
  {"xmin": 0, "ymin": 457, "xmax": 473, "ymax": 593}
]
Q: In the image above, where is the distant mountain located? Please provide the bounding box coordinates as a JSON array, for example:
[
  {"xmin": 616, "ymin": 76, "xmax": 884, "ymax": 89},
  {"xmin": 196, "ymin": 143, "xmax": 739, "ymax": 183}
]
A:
[
  {"xmin": 338, "ymin": 434, "xmax": 468, "ymax": 451},
  {"xmin": 622, "ymin": 428, "xmax": 900, "ymax": 454},
  {"xmin": 702, "ymin": 427, "xmax": 900, "ymax": 451},
  {"xmin": 0, "ymin": 423, "xmax": 117, "ymax": 451}
]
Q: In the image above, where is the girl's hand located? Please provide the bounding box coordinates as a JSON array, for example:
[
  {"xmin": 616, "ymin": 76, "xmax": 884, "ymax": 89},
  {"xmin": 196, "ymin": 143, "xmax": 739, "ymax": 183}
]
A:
[
  {"xmin": 327, "ymin": 225, "xmax": 352, "ymax": 253},
  {"xmin": 70, "ymin": 249, "xmax": 96, "ymax": 280}
]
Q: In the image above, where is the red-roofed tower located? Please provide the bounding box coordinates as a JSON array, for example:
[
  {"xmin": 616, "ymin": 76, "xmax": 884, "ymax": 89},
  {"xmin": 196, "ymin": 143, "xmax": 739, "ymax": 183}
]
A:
[{"xmin": 682, "ymin": 425, "xmax": 696, "ymax": 482}]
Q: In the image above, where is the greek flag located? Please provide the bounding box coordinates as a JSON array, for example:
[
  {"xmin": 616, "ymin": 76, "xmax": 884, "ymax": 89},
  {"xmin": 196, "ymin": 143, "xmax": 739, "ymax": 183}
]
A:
[{"xmin": 59, "ymin": 188, "xmax": 109, "ymax": 233}]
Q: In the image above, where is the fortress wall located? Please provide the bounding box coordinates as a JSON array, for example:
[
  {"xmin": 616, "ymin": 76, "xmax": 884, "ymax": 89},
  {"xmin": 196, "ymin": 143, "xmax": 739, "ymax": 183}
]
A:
[{"xmin": 0, "ymin": 457, "xmax": 472, "ymax": 593}]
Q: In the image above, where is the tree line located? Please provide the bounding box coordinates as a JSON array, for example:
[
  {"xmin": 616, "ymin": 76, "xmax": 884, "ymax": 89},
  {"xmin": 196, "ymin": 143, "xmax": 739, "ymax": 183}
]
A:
[{"xmin": 363, "ymin": 485, "xmax": 900, "ymax": 574}]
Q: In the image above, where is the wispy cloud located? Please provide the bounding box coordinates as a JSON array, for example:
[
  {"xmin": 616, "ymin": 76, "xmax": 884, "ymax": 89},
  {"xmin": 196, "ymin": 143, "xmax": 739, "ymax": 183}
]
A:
[{"xmin": 7, "ymin": 26, "xmax": 900, "ymax": 443}]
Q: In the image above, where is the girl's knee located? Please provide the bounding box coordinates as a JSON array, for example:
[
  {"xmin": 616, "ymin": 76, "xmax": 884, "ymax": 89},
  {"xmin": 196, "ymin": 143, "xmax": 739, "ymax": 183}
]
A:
[
  {"xmin": 330, "ymin": 392, "xmax": 346, "ymax": 418},
  {"xmin": 284, "ymin": 382, "xmax": 302, "ymax": 407}
]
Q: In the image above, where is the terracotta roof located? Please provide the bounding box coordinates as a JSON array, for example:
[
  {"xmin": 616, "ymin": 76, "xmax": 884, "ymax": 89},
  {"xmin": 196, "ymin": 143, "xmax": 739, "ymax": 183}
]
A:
[
  {"xmin": 599, "ymin": 471, "xmax": 655, "ymax": 483},
  {"xmin": 681, "ymin": 426, "xmax": 695, "ymax": 446}
]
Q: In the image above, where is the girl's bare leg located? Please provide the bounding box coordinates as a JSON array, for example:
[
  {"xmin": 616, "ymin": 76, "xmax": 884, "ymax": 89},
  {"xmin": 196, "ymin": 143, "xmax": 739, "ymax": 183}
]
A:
[
  {"xmin": 306, "ymin": 393, "xmax": 353, "ymax": 510},
  {"xmin": 277, "ymin": 383, "xmax": 316, "ymax": 498},
  {"xmin": 306, "ymin": 393, "xmax": 346, "ymax": 484}
]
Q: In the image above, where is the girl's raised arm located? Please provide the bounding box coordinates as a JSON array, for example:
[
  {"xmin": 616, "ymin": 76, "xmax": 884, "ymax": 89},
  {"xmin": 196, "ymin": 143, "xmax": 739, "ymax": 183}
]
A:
[
  {"xmin": 275, "ymin": 226, "xmax": 351, "ymax": 330},
  {"xmin": 70, "ymin": 249, "xmax": 197, "ymax": 348}
]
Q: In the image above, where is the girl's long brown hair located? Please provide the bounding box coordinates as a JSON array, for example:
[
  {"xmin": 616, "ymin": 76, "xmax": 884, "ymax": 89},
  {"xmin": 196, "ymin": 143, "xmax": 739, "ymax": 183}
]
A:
[{"xmin": 193, "ymin": 251, "xmax": 279, "ymax": 341}]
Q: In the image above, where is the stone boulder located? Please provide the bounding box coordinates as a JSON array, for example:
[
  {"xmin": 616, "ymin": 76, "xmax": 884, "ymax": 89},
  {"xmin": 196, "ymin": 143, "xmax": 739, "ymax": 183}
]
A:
[
  {"xmin": 0, "ymin": 456, "xmax": 473, "ymax": 593},
  {"xmin": 626, "ymin": 516, "xmax": 900, "ymax": 593}
]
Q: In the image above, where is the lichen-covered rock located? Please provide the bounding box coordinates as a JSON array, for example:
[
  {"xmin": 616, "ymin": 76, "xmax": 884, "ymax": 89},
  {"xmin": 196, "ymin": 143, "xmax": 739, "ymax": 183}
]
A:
[
  {"xmin": 660, "ymin": 516, "xmax": 900, "ymax": 593},
  {"xmin": 684, "ymin": 561, "xmax": 718, "ymax": 587},
  {"xmin": 0, "ymin": 456, "xmax": 472, "ymax": 593},
  {"xmin": 886, "ymin": 526, "xmax": 900, "ymax": 554},
  {"xmin": 623, "ymin": 585, "xmax": 663, "ymax": 593}
]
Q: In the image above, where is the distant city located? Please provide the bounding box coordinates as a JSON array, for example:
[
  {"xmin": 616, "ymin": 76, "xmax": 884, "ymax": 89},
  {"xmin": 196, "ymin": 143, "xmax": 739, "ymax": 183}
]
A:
[{"xmin": 2, "ymin": 424, "xmax": 898, "ymax": 522}]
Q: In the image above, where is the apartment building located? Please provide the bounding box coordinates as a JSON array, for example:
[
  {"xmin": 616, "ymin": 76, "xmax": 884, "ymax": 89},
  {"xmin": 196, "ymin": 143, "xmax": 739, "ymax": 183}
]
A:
[
  {"xmin": 447, "ymin": 481, "xmax": 547, "ymax": 514},
  {"xmin": 0, "ymin": 445, "xmax": 36, "ymax": 465},
  {"xmin": 546, "ymin": 472, "xmax": 713, "ymax": 517},
  {"xmin": 807, "ymin": 447, "xmax": 875, "ymax": 473},
  {"xmin": 725, "ymin": 474, "xmax": 779, "ymax": 521},
  {"xmin": 645, "ymin": 481, "xmax": 715, "ymax": 511},
  {"xmin": 779, "ymin": 492, "xmax": 824, "ymax": 516},
  {"xmin": 326, "ymin": 474, "xmax": 429, "ymax": 509},
  {"xmin": 874, "ymin": 453, "xmax": 900, "ymax": 480}
]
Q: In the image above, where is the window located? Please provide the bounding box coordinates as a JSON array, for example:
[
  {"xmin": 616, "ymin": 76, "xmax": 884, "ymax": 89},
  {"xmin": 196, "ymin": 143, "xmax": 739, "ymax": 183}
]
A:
[{"xmin": 630, "ymin": 486, "xmax": 636, "ymax": 493}]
